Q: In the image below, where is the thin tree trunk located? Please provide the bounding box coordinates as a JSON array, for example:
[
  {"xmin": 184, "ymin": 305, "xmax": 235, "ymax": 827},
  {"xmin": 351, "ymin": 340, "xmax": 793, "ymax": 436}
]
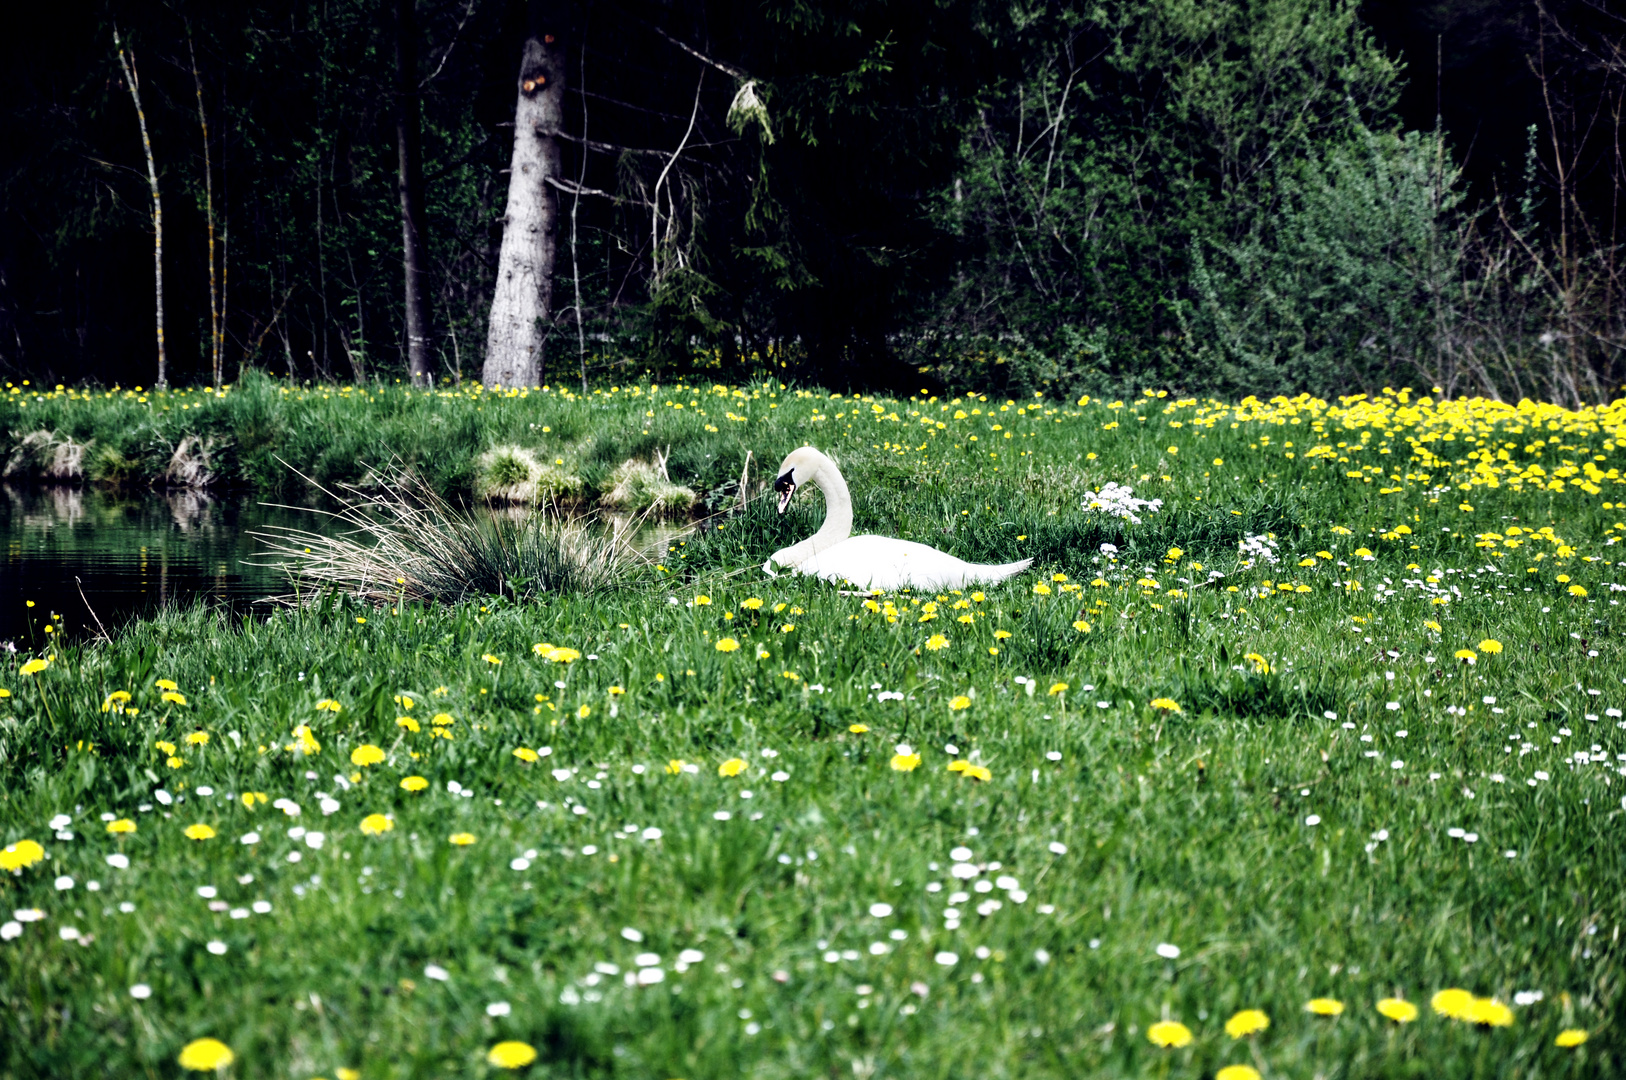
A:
[
  {"xmin": 483, "ymin": 32, "xmax": 564, "ymax": 388},
  {"xmin": 571, "ymin": 34, "xmax": 588, "ymax": 395},
  {"xmin": 188, "ymin": 36, "xmax": 222, "ymax": 388},
  {"xmin": 114, "ymin": 29, "xmax": 166, "ymax": 389},
  {"xmin": 396, "ymin": 0, "xmax": 435, "ymax": 388}
]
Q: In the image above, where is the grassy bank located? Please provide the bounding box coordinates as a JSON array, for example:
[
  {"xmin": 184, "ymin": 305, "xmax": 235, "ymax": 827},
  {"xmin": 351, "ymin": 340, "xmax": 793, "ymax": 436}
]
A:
[{"xmin": 1, "ymin": 385, "xmax": 1624, "ymax": 1077}]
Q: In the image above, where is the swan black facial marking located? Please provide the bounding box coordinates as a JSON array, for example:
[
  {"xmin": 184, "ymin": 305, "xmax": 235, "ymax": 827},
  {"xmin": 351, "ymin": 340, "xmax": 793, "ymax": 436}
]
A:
[{"xmin": 774, "ymin": 469, "xmax": 796, "ymax": 514}]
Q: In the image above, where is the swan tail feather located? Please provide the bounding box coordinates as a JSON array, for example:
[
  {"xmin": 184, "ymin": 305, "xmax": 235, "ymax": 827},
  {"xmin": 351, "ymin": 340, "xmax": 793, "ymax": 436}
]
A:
[{"xmin": 969, "ymin": 557, "xmax": 1033, "ymax": 585}]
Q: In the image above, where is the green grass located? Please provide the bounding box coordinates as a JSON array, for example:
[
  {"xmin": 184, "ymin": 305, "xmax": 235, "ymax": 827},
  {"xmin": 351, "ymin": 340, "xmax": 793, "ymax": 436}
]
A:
[{"xmin": 1, "ymin": 385, "xmax": 1624, "ymax": 1078}]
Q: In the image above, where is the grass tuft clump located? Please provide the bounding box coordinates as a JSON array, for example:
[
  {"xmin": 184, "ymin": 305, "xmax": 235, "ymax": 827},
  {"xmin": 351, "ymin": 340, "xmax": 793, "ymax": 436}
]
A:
[
  {"xmin": 4, "ymin": 429, "xmax": 89, "ymax": 483},
  {"xmin": 253, "ymin": 466, "xmax": 648, "ymax": 604},
  {"xmin": 602, "ymin": 452, "xmax": 696, "ymax": 515},
  {"xmin": 475, "ymin": 444, "xmax": 585, "ymax": 505}
]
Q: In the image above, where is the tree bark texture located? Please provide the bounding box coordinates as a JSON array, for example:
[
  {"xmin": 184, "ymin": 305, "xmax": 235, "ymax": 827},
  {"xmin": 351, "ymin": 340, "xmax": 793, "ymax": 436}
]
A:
[
  {"xmin": 395, "ymin": 0, "xmax": 435, "ymax": 388},
  {"xmin": 483, "ymin": 33, "xmax": 564, "ymax": 389},
  {"xmin": 189, "ymin": 37, "xmax": 222, "ymax": 387},
  {"xmin": 115, "ymin": 30, "xmax": 166, "ymax": 389}
]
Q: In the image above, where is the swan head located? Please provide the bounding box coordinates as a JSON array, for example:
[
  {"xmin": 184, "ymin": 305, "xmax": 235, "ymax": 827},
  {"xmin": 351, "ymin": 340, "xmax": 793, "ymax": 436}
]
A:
[{"xmin": 772, "ymin": 446, "xmax": 827, "ymax": 515}]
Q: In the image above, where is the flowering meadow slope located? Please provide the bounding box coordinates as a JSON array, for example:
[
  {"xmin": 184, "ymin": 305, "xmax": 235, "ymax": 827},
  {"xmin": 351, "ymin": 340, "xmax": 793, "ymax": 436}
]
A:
[{"xmin": 1, "ymin": 383, "xmax": 1624, "ymax": 1078}]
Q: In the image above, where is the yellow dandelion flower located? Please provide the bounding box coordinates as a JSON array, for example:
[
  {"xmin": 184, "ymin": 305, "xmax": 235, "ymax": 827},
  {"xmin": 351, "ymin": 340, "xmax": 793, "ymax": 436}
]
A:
[
  {"xmin": 1454, "ymin": 649, "xmax": 1477, "ymax": 664},
  {"xmin": 1216, "ymin": 1067, "xmax": 1261, "ymax": 1080},
  {"xmin": 963, "ymin": 764, "xmax": 991, "ymax": 781},
  {"xmin": 1224, "ymin": 1009, "xmax": 1270, "ymax": 1038},
  {"xmin": 431, "ymin": 713, "xmax": 454, "ymax": 726},
  {"xmin": 0, "ymin": 839, "xmax": 46, "ymax": 870},
  {"xmin": 106, "ymin": 819, "xmax": 136, "ymax": 834},
  {"xmin": 1146, "ymin": 1021, "xmax": 1193, "ymax": 1047},
  {"xmin": 1243, "ymin": 652, "xmax": 1270, "ymax": 674},
  {"xmin": 167, "ymin": 755, "xmax": 185, "ymax": 769},
  {"xmin": 162, "ymin": 691, "xmax": 188, "ymax": 706},
  {"xmin": 1149, "ymin": 697, "xmax": 1182, "ymax": 712},
  {"xmin": 666, "ymin": 759, "xmax": 686, "ymax": 774},
  {"xmin": 396, "ymin": 716, "xmax": 420, "ymax": 732},
  {"xmin": 741, "ymin": 597, "xmax": 763, "ymax": 610},
  {"xmin": 155, "ymin": 740, "xmax": 177, "ymax": 755},
  {"xmin": 350, "ymin": 744, "xmax": 385, "ymax": 767},
  {"xmin": 694, "ymin": 594, "xmax": 712, "ymax": 605},
  {"xmin": 315, "ymin": 698, "xmax": 341, "ymax": 712},
  {"xmin": 1376, "ymin": 998, "xmax": 1419, "ymax": 1023},
  {"xmin": 360, "ymin": 814, "xmax": 394, "ymax": 836},
  {"xmin": 993, "ymin": 629, "xmax": 1011, "ymax": 640},
  {"xmin": 577, "ymin": 704, "xmax": 591, "ymax": 719},
  {"xmin": 949, "ymin": 695, "xmax": 971, "ymax": 711},
  {"xmin": 448, "ymin": 832, "xmax": 476, "ymax": 846},
  {"xmin": 1072, "ymin": 619, "xmax": 1092, "ymax": 633},
  {"xmin": 1306, "ymin": 998, "xmax": 1344, "ymax": 1016},
  {"xmin": 609, "ymin": 685, "xmax": 625, "ymax": 695},
  {"xmin": 890, "ymin": 753, "xmax": 921, "ymax": 771},
  {"xmin": 483, "ymin": 653, "xmax": 502, "ymax": 666},
  {"xmin": 718, "ymin": 758, "xmax": 747, "ymax": 777},
  {"xmin": 183, "ymin": 824, "xmax": 216, "ymax": 841},
  {"xmin": 715, "ymin": 637, "xmax": 741, "ymax": 653},
  {"xmin": 1048, "ymin": 682, "xmax": 1068, "ymax": 695},
  {"xmin": 1033, "ymin": 583, "xmax": 1052, "ymax": 595},
  {"xmin": 1463, "ymin": 998, "xmax": 1512, "ymax": 1027},
  {"xmin": 1424, "ymin": 619, "xmax": 1442, "ymax": 632},
  {"xmin": 155, "ymin": 678, "xmax": 178, "ymax": 691},
  {"xmin": 849, "ymin": 724, "xmax": 870, "ymax": 733},
  {"xmin": 1555, "ymin": 1029, "xmax": 1588, "ymax": 1047},
  {"xmin": 513, "ymin": 747, "xmax": 540, "ymax": 762},
  {"xmin": 487, "ymin": 1041, "xmax": 538, "ymax": 1069},
  {"xmin": 1478, "ymin": 638, "xmax": 1503, "ymax": 654},
  {"xmin": 400, "ymin": 776, "xmax": 429, "ymax": 792},
  {"xmin": 1431, "ymin": 989, "xmax": 1475, "ymax": 1019},
  {"xmin": 176, "ymin": 1038, "xmax": 235, "ymax": 1072},
  {"xmin": 185, "ymin": 731, "xmax": 209, "ymax": 745},
  {"xmin": 1569, "ymin": 584, "xmax": 1588, "ymax": 597},
  {"xmin": 925, "ymin": 634, "xmax": 950, "ymax": 651},
  {"xmin": 20, "ymin": 658, "xmax": 49, "ymax": 676}
]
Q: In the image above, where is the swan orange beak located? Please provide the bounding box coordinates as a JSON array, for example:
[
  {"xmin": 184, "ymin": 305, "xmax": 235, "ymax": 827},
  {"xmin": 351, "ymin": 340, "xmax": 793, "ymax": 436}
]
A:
[{"xmin": 774, "ymin": 470, "xmax": 796, "ymax": 514}]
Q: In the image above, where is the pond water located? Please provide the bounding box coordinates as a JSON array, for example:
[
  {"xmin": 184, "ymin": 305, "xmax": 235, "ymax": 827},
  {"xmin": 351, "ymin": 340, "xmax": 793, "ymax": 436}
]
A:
[{"xmin": 0, "ymin": 486, "xmax": 325, "ymax": 643}]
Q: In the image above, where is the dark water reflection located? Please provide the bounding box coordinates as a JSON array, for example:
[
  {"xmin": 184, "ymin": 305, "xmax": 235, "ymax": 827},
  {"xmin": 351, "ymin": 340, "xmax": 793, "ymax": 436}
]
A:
[{"xmin": 0, "ymin": 486, "xmax": 324, "ymax": 642}]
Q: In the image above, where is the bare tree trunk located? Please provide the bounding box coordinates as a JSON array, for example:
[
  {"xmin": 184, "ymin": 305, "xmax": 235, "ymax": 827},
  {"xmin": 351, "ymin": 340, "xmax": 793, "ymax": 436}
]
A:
[
  {"xmin": 396, "ymin": 0, "xmax": 435, "ymax": 388},
  {"xmin": 114, "ymin": 29, "xmax": 166, "ymax": 389},
  {"xmin": 483, "ymin": 32, "xmax": 564, "ymax": 388},
  {"xmin": 188, "ymin": 36, "xmax": 222, "ymax": 388}
]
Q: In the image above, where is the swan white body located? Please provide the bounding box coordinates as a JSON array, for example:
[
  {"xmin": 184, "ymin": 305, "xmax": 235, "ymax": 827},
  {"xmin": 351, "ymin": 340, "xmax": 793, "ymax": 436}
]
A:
[{"xmin": 764, "ymin": 447, "xmax": 1032, "ymax": 590}]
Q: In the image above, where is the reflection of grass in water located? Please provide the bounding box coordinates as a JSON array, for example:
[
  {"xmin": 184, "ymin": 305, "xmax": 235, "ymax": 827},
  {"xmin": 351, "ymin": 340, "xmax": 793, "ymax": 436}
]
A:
[{"xmin": 253, "ymin": 467, "xmax": 655, "ymax": 605}]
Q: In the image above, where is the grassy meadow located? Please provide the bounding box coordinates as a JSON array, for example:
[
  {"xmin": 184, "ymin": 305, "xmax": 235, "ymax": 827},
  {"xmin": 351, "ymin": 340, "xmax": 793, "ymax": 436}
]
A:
[{"xmin": 1, "ymin": 382, "xmax": 1625, "ymax": 1078}]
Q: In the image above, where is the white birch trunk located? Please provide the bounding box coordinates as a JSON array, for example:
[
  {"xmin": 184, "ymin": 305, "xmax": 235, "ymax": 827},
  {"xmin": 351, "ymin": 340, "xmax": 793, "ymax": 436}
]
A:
[
  {"xmin": 115, "ymin": 30, "xmax": 166, "ymax": 389},
  {"xmin": 483, "ymin": 35, "xmax": 564, "ymax": 388}
]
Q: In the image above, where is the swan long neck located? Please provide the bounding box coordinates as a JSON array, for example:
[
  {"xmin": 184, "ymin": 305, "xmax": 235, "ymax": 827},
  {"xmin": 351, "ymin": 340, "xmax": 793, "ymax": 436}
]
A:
[
  {"xmin": 772, "ymin": 452, "xmax": 853, "ymax": 568},
  {"xmin": 807, "ymin": 457, "xmax": 853, "ymax": 551}
]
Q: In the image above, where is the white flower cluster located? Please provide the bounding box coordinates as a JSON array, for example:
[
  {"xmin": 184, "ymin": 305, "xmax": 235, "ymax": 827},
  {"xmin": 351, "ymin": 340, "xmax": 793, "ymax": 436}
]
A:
[
  {"xmin": 1082, "ymin": 482, "xmax": 1163, "ymax": 525},
  {"xmin": 1238, "ymin": 533, "xmax": 1280, "ymax": 566}
]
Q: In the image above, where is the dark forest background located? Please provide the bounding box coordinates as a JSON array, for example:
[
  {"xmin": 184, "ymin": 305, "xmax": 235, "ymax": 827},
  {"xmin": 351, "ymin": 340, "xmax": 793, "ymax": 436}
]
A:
[{"xmin": 1, "ymin": 0, "xmax": 1622, "ymax": 402}]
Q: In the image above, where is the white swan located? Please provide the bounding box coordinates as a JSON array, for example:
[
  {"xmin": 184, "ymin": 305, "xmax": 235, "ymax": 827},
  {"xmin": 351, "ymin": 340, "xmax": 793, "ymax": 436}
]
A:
[{"xmin": 763, "ymin": 446, "xmax": 1032, "ymax": 590}]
